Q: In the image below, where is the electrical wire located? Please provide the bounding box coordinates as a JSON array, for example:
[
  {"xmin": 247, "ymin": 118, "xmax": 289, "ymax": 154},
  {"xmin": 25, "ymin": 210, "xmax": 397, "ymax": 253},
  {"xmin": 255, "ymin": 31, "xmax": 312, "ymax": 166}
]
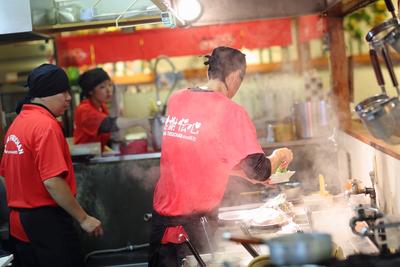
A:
[{"xmin": 84, "ymin": 243, "xmax": 150, "ymax": 263}]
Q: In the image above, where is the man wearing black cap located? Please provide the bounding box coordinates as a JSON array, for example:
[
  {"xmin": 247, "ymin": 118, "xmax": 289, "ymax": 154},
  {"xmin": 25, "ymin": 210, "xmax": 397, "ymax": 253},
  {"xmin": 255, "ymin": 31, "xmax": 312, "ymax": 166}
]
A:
[
  {"xmin": 0, "ymin": 64, "xmax": 103, "ymax": 267},
  {"xmin": 74, "ymin": 67, "xmax": 149, "ymax": 151}
]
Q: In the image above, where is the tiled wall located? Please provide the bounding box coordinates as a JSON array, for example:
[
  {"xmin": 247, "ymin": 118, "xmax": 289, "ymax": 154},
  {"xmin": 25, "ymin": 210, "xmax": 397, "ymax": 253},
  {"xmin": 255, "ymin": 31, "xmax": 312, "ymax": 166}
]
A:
[{"xmin": 336, "ymin": 131, "xmax": 400, "ymax": 216}]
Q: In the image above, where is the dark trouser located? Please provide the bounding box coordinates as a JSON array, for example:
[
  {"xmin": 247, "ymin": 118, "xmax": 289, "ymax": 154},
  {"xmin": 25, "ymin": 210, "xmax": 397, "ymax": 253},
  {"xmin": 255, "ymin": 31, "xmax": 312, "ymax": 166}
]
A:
[
  {"xmin": 148, "ymin": 210, "xmax": 218, "ymax": 267},
  {"xmin": 12, "ymin": 206, "xmax": 84, "ymax": 267}
]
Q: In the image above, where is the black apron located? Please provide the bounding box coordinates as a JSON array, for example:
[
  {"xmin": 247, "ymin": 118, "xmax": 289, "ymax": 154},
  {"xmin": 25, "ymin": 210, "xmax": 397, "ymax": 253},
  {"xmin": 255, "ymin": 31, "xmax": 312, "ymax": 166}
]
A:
[
  {"xmin": 148, "ymin": 210, "xmax": 218, "ymax": 267},
  {"xmin": 12, "ymin": 206, "xmax": 84, "ymax": 267}
]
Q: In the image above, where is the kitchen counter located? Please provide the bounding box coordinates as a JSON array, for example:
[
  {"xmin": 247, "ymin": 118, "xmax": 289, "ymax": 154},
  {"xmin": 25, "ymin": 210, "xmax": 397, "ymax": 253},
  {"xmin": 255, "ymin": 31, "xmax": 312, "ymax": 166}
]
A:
[
  {"xmin": 88, "ymin": 152, "xmax": 161, "ymax": 164},
  {"xmin": 73, "ymin": 155, "xmax": 160, "ymax": 256},
  {"xmin": 185, "ymin": 195, "xmax": 379, "ymax": 267},
  {"xmin": 80, "ymin": 136, "xmax": 332, "ymax": 164},
  {"xmin": 72, "ymin": 135, "xmax": 338, "ymax": 258}
]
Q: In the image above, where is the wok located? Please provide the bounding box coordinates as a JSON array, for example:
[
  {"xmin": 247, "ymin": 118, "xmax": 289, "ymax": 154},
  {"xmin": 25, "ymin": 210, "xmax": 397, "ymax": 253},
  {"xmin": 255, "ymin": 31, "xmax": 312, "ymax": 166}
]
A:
[{"xmin": 224, "ymin": 232, "xmax": 333, "ymax": 266}]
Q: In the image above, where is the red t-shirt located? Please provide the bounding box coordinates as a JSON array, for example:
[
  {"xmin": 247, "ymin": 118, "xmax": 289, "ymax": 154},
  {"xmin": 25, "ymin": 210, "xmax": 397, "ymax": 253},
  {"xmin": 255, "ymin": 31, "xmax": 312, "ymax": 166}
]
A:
[
  {"xmin": 73, "ymin": 99, "xmax": 111, "ymax": 148},
  {"xmin": 0, "ymin": 104, "xmax": 77, "ymax": 242},
  {"xmin": 153, "ymin": 89, "xmax": 264, "ymax": 216}
]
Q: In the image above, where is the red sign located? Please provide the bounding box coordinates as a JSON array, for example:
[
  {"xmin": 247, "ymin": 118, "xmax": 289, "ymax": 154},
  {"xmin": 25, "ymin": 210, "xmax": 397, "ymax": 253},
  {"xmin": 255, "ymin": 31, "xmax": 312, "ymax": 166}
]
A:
[
  {"xmin": 56, "ymin": 18, "xmax": 292, "ymax": 66},
  {"xmin": 298, "ymin": 15, "xmax": 327, "ymax": 43}
]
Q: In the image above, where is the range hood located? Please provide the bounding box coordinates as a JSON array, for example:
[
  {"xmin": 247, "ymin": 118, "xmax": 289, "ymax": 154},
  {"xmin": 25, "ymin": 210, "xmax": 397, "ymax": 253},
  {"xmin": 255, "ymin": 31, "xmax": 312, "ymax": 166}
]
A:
[{"xmin": 0, "ymin": 1, "xmax": 50, "ymax": 45}]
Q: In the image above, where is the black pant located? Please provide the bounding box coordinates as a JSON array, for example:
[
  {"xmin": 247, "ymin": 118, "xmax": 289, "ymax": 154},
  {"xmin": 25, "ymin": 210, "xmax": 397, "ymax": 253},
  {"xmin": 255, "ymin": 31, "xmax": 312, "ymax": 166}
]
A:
[
  {"xmin": 12, "ymin": 206, "xmax": 84, "ymax": 267},
  {"xmin": 148, "ymin": 211, "xmax": 218, "ymax": 267}
]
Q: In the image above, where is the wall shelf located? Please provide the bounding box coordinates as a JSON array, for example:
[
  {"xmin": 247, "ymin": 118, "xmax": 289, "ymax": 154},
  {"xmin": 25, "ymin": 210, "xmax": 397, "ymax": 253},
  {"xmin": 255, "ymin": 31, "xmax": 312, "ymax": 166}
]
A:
[
  {"xmin": 112, "ymin": 52, "xmax": 391, "ymax": 86},
  {"xmin": 34, "ymin": 15, "xmax": 161, "ymax": 33}
]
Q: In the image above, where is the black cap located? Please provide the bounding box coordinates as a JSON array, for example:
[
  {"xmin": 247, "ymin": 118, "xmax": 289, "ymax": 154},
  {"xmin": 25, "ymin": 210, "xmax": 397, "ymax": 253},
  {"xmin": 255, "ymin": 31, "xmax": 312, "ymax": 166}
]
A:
[
  {"xmin": 27, "ymin": 64, "xmax": 70, "ymax": 97},
  {"xmin": 16, "ymin": 64, "xmax": 70, "ymax": 114},
  {"xmin": 78, "ymin": 68, "xmax": 111, "ymax": 98}
]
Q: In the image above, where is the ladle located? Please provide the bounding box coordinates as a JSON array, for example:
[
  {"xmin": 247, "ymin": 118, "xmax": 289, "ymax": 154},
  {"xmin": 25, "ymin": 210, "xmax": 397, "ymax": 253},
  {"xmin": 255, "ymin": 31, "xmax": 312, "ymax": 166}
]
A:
[
  {"xmin": 385, "ymin": 0, "xmax": 397, "ymax": 19},
  {"xmin": 370, "ymin": 48, "xmax": 387, "ymax": 95},
  {"xmin": 381, "ymin": 44, "xmax": 400, "ymax": 96}
]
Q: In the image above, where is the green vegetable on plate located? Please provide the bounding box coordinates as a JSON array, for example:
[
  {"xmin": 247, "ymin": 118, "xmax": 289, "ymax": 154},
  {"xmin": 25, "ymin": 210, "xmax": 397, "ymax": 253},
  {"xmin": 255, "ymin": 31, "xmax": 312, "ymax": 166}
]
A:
[{"xmin": 276, "ymin": 166, "xmax": 288, "ymax": 173}]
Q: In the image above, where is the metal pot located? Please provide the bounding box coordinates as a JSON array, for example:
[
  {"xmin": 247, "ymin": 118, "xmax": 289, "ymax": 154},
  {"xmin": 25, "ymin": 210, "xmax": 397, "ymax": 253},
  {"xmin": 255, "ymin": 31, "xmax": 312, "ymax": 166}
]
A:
[
  {"xmin": 356, "ymin": 97, "xmax": 400, "ymax": 144},
  {"xmin": 281, "ymin": 182, "xmax": 302, "ymax": 201},
  {"xmin": 267, "ymin": 233, "xmax": 332, "ymax": 266},
  {"xmin": 293, "ymin": 100, "xmax": 330, "ymax": 139},
  {"xmin": 225, "ymin": 232, "xmax": 333, "ymax": 266}
]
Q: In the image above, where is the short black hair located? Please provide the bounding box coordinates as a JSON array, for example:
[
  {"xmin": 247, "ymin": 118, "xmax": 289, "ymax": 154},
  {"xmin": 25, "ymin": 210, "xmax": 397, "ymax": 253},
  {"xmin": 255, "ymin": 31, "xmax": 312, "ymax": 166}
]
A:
[
  {"xmin": 78, "ymin": 68, "xmax": 111, "ymax": 98},
  {"xmin": 204, "ymin": 46, "xmax": 246, "ymax": 82}
]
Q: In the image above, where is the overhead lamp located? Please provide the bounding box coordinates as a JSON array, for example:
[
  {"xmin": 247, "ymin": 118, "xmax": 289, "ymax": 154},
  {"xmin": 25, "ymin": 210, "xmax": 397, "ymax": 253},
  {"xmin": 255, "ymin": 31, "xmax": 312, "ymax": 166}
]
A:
[{"xmin": 176, "ymin": 0, "xmax": 202, "ymax": 23}]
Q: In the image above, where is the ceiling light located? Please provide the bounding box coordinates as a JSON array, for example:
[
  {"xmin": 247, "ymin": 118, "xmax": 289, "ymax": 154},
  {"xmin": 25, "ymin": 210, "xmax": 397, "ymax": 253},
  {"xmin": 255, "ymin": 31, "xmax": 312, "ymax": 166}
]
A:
[{"xmin": 176, "ymin": 0, "xmax": 202, "ymax": 22}]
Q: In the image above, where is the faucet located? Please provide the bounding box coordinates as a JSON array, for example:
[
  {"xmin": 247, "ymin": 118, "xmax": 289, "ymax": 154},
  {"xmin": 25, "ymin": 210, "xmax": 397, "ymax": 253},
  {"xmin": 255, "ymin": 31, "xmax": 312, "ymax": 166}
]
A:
[{"xmin": 345, "ymin": 176, "xmax": 376, "ymax": 207}]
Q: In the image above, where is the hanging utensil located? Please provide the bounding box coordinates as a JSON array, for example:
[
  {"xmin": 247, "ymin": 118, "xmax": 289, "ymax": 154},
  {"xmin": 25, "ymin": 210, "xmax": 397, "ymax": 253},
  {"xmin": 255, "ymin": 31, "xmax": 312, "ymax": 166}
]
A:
[
  {"xmin": 355, "ymin": 49, "xmax": 390, "ymax": 117},
  {"xmin": 366, "ymin": 0, "xmax": 400, "ymax": 53},
  {"xmin": 370, "ymin": 49, "xmax": 387, "ymax": 95},
  {"xmin": 385, "ymin": 0, "xmax": 397, "ymax": 19},
  {"xmin": 355, "ymin": 46, "xmax": 400, "ymax": 144},
  {"xmin": 381, "ymin": 45, "xmax": 400, "ymax": 96}
]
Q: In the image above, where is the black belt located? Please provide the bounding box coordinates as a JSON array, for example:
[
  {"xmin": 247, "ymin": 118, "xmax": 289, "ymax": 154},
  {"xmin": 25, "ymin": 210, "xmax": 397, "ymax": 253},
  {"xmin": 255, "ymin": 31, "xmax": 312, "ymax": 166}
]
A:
[{"xmin": 151, "ymin": 209, "xmax": 217, "ymax": 227}]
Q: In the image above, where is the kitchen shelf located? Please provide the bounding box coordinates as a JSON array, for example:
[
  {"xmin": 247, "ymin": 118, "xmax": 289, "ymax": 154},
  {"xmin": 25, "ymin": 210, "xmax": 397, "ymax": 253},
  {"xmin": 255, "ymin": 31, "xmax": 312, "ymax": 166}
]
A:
[
  {"xmin": 34, "ymin": 15, "xmax": 161, "ymax": 33},
  {"xmin": 343, "ymin": 120, "xmax": 400, "ymax": 160},
  {"xmin": 111, "ymin": 52, "xmax": 390, "ymax": 86},
  {"xmin": 325, "ymin": 0, "xmax": 377, "ymax": 17},
  {"xmin": 259, "ymin": 136, "xmax": 334, "ymax": 149}
]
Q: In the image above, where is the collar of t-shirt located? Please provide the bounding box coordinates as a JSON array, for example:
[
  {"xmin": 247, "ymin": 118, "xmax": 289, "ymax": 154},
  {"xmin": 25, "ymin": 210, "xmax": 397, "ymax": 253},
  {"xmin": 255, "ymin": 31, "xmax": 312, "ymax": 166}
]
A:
[
  {"xmin": 21, "ymin": 104, "xmax": 65, "ymax": 135},
  {"xmin": 189, "ymin": 87, "xmax": 213, "ymax": 92},
  {"xmin": 22, "ymin": 103, "xmax": 56, "ymax": 118}
]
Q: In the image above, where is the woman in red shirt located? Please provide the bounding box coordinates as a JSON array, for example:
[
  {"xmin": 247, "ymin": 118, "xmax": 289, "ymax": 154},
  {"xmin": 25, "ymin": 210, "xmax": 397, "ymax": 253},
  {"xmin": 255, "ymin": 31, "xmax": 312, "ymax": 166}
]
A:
[{"xmin": 73, "ymin": 68, "xmax": 149, "ymax": 150}]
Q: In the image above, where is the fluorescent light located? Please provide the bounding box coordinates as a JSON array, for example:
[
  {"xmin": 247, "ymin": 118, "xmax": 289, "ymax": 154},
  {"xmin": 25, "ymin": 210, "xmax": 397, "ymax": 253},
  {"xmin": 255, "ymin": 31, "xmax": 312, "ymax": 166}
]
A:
[{"xmin": 176, "ymin": 0, "xmax": 202, "ymax": 22}]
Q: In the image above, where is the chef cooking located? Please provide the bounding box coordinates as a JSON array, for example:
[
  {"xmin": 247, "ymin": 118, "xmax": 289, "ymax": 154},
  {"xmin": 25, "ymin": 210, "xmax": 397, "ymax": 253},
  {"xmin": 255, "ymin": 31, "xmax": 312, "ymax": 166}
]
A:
[{"xmin": 148, "ymin": 46, "xmax": 293, "ymax": 267}]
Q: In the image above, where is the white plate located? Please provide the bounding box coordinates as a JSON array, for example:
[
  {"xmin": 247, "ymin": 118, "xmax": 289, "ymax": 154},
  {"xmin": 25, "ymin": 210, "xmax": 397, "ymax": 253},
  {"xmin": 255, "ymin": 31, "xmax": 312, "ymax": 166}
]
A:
[
  {"xmin": 218, "ymin": 207, "xmax": 285, "ymax": 226},
  {"xmin": 269, "ymin": 171, "xmax": 295, "ymax": 184}
]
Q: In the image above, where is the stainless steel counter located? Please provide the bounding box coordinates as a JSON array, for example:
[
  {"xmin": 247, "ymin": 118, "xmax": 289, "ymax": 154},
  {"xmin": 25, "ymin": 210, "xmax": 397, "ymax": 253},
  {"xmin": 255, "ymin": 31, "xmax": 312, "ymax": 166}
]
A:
[
  {"xmin": 85, "ymin": 136, "xmax": 332, "ymax": 164},
  {"xmin": 89, "ymin": 152, "xmax": 161, "ymax": 164}
]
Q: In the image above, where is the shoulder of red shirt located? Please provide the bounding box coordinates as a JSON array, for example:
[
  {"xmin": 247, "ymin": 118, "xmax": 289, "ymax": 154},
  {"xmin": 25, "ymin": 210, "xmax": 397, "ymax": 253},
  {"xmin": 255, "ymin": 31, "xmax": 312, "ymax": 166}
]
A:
[
  {"xmin": 20, "ymin": 104, "xmax": 60, "ymax": 127},
  {"xmin": 76, "ymin": 99, "xmax": 109, "ymax": 115}
]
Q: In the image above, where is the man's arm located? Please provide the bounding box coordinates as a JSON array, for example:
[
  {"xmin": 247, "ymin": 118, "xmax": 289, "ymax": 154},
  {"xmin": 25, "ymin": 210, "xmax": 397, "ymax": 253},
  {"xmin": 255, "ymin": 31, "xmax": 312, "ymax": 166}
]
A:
[
  {"xmin": 239, "ymin": 153, "xmax": 271, "ymax": 181},
  {"xmin": 44, "ymin": 177, "xmax": 103, "ymax": 236},
  {"xmin": 239, "ymin": 148, "xmax": 293, "ymax": 182}
]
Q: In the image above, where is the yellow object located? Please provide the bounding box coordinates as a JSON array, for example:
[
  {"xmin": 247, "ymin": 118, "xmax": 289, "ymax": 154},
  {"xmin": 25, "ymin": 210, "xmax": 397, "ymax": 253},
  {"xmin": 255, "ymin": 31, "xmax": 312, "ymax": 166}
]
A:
[
  {"xmin": 318, "ymin": 174, "xmax": 330, "ymax": 195},
  {"xmin": 273, "ymin": 122, "xmax": 295, "ymax": 142},
  {"xmin": 247, "ymin": 255, "xmax": 271, "ymax": 267}
]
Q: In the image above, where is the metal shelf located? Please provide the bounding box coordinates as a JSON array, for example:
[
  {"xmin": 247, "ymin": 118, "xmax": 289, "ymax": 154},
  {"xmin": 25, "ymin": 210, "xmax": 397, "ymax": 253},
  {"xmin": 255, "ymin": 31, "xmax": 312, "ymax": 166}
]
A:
[
  {"xmin": 259, "ymin": 137, "xmax": 334, "ymax": 149},
  {"xmin": 34, "ymin": 15, "xmax": 161, "ymax": 33},
  {"xmin": 325, "ymin": 0, "xmax": 378, "ymax": 17}
]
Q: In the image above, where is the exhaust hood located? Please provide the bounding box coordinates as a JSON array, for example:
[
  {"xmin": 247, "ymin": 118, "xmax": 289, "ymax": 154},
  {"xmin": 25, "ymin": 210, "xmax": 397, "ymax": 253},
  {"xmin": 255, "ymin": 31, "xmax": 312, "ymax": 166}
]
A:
[{"xmin": 0, "ymin": 1, "xmax": 50, "ymax": 45}]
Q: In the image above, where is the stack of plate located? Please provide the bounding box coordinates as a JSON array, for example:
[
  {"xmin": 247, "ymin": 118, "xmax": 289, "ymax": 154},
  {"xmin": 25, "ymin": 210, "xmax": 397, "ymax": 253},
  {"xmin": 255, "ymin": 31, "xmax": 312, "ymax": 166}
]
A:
[{"xmin": 269, "ymin": 171, "xmax": 295, "ymax": 184}]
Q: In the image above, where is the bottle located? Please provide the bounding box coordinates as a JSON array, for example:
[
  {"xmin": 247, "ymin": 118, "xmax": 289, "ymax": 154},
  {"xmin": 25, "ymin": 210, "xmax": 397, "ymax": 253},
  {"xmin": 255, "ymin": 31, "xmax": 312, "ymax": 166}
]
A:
[{"xmin": 267, "ymin": 123, "xmax": 275, "ymax": 143}]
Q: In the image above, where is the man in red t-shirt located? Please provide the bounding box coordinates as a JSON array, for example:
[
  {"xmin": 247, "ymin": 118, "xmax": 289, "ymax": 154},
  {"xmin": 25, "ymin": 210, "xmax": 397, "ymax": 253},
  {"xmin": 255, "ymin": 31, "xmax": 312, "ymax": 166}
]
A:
[
  {"xmin": 73, "ymin": 68, "xmax": 149, "ymax": 151},
  {"xmin": 149, "ymin": 47, "xmax": 293, "ymax": 267},
  {"xmin": 0, "ymin": 64, "xmax": 103, "ymax": 267}
]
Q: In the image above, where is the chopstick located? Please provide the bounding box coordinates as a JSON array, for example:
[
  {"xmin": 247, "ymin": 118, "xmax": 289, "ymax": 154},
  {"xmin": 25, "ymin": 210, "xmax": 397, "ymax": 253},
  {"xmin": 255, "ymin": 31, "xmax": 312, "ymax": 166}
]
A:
[{"xmin": 222, "ymin": 232, "xmax": 265, "ymax": 245}]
